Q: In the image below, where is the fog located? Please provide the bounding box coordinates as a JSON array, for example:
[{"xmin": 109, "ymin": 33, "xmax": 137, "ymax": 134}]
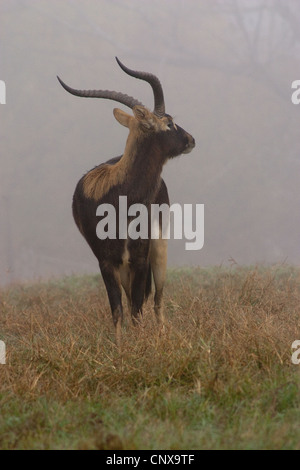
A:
[{"xmin": 1, "ymin": 0, "xmax": 299, "ymax": 286}]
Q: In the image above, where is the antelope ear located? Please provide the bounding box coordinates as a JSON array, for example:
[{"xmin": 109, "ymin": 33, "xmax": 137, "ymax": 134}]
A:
[
  {"xmin": 132, "ymin": 105, "xmax": 149, "ymax": 120},
  {"xmin": 113, "ymin": 108, "xmax": 133, "ymax": 128},
  {"xmin": 133, "ymin": 105, "xmax": 155, "ymax": 130}
]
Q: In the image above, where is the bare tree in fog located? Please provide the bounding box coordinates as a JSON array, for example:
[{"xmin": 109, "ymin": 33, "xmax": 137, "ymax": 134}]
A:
[{"xmin": 215, "ymin": 0, "xmax": 300, "ymax": 97}]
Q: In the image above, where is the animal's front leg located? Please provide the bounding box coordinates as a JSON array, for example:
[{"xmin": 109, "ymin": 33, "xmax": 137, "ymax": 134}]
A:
[{"xmin": 99, "ymin": 262, "xmax": 123, "ymax": 345}]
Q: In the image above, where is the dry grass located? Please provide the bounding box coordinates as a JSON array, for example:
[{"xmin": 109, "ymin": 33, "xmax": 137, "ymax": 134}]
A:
[{"xmin": 0, "ymin": 265, "xmax": 300, "ymax": 449}]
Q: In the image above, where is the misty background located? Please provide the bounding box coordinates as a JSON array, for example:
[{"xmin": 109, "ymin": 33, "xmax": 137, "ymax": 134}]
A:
[{"xmin": 1, "ymin": 0, "xmax": 299, "ymax": 286}]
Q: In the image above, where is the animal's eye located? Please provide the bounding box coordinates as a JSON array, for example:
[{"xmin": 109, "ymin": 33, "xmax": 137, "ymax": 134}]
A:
[{"xmin": 167, "ymin": 121, "xmax": 174, "ymax": 129}]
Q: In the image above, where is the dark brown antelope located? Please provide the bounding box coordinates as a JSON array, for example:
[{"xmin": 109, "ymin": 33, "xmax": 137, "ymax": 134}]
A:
[{"xmin": 57, "ymin": 58, "xmax": 195, "ymax": 343}]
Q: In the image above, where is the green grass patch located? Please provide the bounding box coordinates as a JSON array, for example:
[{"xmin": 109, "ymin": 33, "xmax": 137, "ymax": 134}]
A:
[{"xmin": 0, "ymin": 265, "xmax": 300, "ymax": 449}]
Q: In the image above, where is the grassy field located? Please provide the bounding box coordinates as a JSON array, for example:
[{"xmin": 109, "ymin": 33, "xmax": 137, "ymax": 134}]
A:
[{"xmin": 0, "ymin": 265, "xmax": 300, "ymax": 450}]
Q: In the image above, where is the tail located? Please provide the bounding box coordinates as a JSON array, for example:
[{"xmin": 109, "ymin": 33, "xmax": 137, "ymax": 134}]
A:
[{"xmin": 144, "ymin": 263, "xmax": 152, "ymax": 300}]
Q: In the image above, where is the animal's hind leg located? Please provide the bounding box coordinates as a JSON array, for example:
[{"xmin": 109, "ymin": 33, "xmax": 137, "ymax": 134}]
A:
[
  {"xmin": 99, "ymin": 262, "xmax": 123, "ymax": 345},
  {"xmin": 119, "ymin": 263, "xmax": 132, "ymax": 313},
  {"xmin": 150, "ymin": 238, "xmax": 167, "ymax": 326},
  {"xmin": 130, "ymin": 263, "xmax": 149, "ymax": 326}
]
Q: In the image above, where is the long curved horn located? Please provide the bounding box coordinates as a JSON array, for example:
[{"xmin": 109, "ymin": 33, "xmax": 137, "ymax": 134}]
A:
[
  {"xmin": 57, "ymin": 76, "xmax": 143, "ymax": 109},
  {"xmin": 115, "ymin": 57, "xmax": 165, "ymax": 117}
]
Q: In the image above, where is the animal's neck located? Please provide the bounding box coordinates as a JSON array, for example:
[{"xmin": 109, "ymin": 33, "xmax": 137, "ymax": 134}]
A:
[{"xmin": 115, "ymin": 133, "xmax": 165, "ymax": 204}]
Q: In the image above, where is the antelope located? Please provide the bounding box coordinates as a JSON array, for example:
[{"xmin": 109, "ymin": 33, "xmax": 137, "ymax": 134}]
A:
[{"xmin": 57, "ymin": 58, "xmax": 195, "ymax": 344}]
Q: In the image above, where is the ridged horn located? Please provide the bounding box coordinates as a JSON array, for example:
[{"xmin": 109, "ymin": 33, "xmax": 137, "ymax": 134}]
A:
[
  {"xmin": 56, "ymin": 75, "xmax": 143, "ymax": 109},
  {"xmin": 115, "ymin": 57, "xmax": 165, "ymax": 117}
]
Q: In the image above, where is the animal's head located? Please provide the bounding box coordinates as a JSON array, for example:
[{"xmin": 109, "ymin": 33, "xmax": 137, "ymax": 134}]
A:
[
  {"xmin": 57, "ymin": 57, "xmax": 195, "ymax": 159},
  {"xmin": 113, "ymin": 105, "xmax": 195, "ymax": 159}
]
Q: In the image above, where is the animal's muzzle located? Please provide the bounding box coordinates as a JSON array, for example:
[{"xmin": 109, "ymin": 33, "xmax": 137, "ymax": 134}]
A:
[{"xmin": 182, "ymin": 134, "xmax": 195, "ymax": 154}]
